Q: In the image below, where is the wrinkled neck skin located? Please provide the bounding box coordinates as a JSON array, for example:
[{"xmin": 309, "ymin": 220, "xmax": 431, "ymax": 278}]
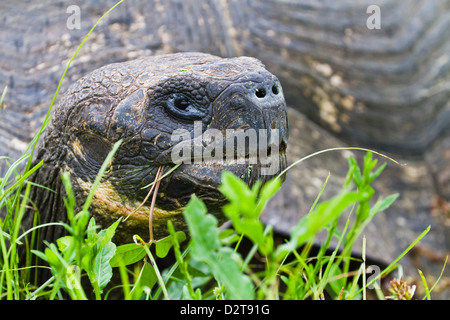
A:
[{"xmin": 26, "ymin": 147, "xmax": 68, "ymax": 248}]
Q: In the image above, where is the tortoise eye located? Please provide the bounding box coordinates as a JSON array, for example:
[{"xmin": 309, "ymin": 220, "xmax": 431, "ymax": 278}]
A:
[
  {"xmin": 174, "ymin": 98, "xmax": 190, "ymax": 110},
  {"xmin": 165, "ymin": 94, "xmax": 204, "ymax": 120}
]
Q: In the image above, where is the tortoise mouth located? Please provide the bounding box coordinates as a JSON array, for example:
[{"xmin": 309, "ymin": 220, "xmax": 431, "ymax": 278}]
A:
[{"xmin": 156, "ymin": 141, "xmax": 287, "ymax": 210}]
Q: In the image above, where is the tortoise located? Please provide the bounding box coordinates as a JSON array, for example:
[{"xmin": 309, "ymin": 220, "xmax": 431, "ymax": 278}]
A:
[
  {"xmin": 0, "ymin": 0, "xmax": 448, "ymax": 296},
  {"xmin": 25, "ymin": 52, "xmax": 289, "ymax": 246}
]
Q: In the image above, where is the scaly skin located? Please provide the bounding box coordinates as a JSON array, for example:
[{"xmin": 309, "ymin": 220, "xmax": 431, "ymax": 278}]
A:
[{"xmin": 28, "ymin": 52, "xmax": 288, "ymax": 245}]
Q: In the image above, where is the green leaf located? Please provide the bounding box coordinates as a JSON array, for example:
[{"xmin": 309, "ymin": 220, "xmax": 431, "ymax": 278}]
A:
[
  {"xmin": 31, "ymin": 249, "xmax": 48, "ymax": 263},
  {"xmin": 254, "ymin": 177, "xmax": 282, "ymax": 215},
  {"xmin": 155, "ymin": 231, "xmax": 186, "ymax": 258},
  {"xmin": 74, "ymin": 210, "xmax": 90, "ymax": 236},
  {"xmin": 259, "ymin": 177, "xmax": 282, "ymax": 204},
  {"xmin": 379, "ymin": 193, "xmax": 399, "ymax": 211},
  {"xmin": 86, "ymin": 217, "xmax": 99, "ymax": 244},
  {"xmin": 348, "ymin": 156, "xmax": 362, "ymax": 187},
  {"xmin": 140, "ymin": 263, "xmax": 158, "ymax": 290},
  {"xmin": 182, "ymin": 195, "xmax": 254, "ymax": 300},
  {"xmin": 219, "ymin": 171, "xmax": 251, "ymax": 203},
  {"xmin": 44, "ymin": 244, "xmax": 63, "ymax": 268},
  {"xmin": 94, "ymin": 241, "xmax": 116, "ymax": 291},
  {"xmin": 56, "ymin": 236, "xmax": 74, "ymax": 252},
  {"xmin": 219, "ymin": 171, "xmax": 258, "ymax": 216},
  {"xmin": 183, "ymin": 195, "xmax": 221, "ymax": 256},
  {"xmin": 110, "ymin": 243, "xmax": 147, "ymax": 267},
  {"xmin": 362, "ymin": 152, "xmax": 376, "ymax": 182},
  {"xmin": 370, "ymin": 162, "xmax": 387, "ymax": 183},
  {"xmin": 233, "ymin": 218, "xmax": 267, "ymax": 253},
  {"xmin": 219, "ymin": 172, "xmax": 278, "ymax": 256},
  {"xmin": 307, "ymin": 192, "xmax": 361, "ymax": 235},
  {"xmin": 218, "ymin": 229, "xmax": 239, "ymax": 244},
  {"xmin": 276, "ymin": 191, "xmax": 362, "ymax": 259},
  {"xmin": 99, "ymin": 217, "xmax": 122, "ymax": 248},
  {"xmin": 212, "ymin": 247, "xmax": 254, "ymax": 300}
]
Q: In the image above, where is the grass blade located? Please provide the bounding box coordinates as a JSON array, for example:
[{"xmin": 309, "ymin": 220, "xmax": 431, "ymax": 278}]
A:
[
  {"xmin": 0, "ymin": 161, "xmax": 42, "ymax": 203},
  {"xmin": 418, "ymin": 269, "xmax": 431, "ymax": 300},
  {"xmin": 0, "ymin": 86, "xmax": 7, "ymax": 109},
  {"xmin": 276, "ymin": 147, "xmax": 402, "ymax": 180},
  {"xmin": 361, "ymin": 225, "xmax": 431, "ymax": 295}
]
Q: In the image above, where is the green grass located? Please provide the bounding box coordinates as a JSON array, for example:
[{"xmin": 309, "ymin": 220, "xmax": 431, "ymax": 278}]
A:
[
  {"xmin": 1, "ymin": 141, "xmax": 443, "ymax": 300},
  {"xmin": 0, "ymin": 1, "xmax": 446, "ymax": 300}
]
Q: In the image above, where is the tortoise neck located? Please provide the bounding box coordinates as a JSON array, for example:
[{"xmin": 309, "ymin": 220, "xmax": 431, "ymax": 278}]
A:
[{"xmin": 27, "ymin": 154, "xmax": 68, "ymax": 246}]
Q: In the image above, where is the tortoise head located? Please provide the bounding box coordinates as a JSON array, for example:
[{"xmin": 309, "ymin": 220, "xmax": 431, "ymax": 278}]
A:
[{"xmin": 36, "ymin": 52, "xmax": 288, "ymax": 242}]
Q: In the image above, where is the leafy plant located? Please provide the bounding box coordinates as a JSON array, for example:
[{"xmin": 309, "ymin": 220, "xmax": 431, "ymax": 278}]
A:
[
  {"xmin": 141, "ymin": 151, "xmax": 436, "ymax": 300},
  {"xmin": 183, "ymin": 195, "xmax": 255, "ymax": 300},
  {"xmin": 30, "ymin": 140, "xmax": 122, "ymax": 299},
  {"xmin": 32, "ymin": 215, "xmax": 120, "ymax": 299}
]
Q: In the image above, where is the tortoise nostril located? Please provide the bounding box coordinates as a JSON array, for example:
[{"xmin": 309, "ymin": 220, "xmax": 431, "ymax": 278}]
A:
[
  {"xmin": 255, "ymin": 88, "xmax": 266, "ymax": 98},
  {"xmin": 255, "ymin": 84, "xmax": 279, "ymax": 99},
  {"xmin": 272, "ymin": 85, "xmax": 279, "ymax": 95}
]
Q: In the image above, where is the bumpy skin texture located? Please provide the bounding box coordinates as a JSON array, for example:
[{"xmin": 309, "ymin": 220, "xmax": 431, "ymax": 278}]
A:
[{"xmin": 29, "ymin": 52, "xmax": 288, "ymax": 244}]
